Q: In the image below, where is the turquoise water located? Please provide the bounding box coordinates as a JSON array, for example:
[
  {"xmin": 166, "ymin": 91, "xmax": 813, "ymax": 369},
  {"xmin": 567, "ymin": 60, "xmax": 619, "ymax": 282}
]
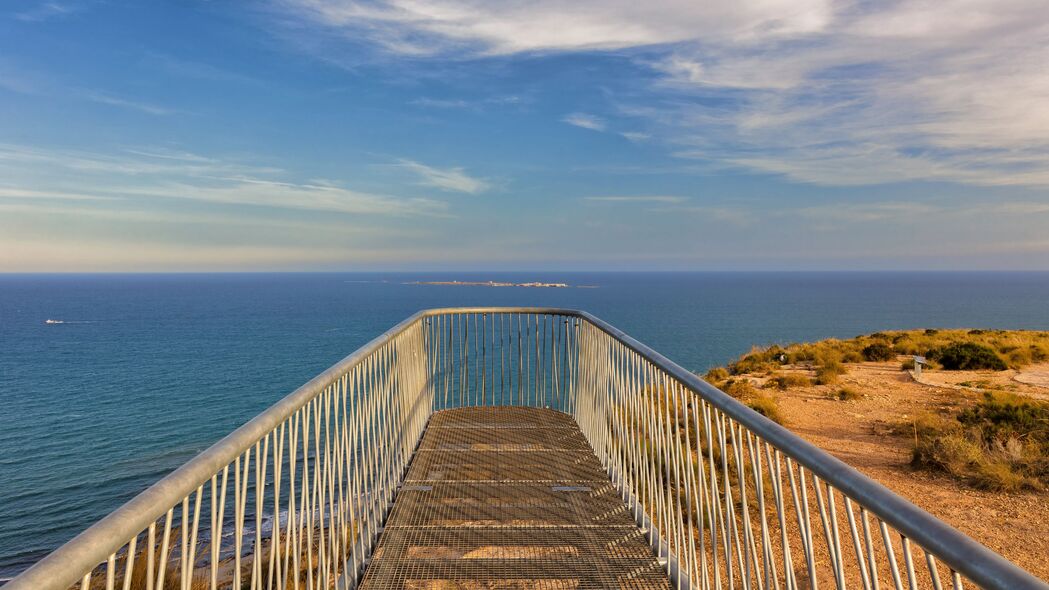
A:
[{"xmin": 2, "ymin": 271, "xmax": 1049, "ymax": 579}]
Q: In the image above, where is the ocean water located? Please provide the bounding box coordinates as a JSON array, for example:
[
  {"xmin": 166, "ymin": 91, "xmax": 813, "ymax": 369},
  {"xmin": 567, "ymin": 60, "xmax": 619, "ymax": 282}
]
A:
[{"xmin": 2, "ymin": 271, "xmax": 1049, "ymax": 579}]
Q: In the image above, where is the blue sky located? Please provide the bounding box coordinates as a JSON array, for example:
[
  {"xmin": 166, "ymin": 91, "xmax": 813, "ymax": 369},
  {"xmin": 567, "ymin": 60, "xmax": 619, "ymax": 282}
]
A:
[{"xmin": 1, "ymin": 0, "xmax": 1048, "ymax": 271}]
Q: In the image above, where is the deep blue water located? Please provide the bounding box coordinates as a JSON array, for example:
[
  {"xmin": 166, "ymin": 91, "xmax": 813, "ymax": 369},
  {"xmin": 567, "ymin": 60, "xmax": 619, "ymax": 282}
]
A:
[{"xmin": 2, "ymin": 271, "xmax": 1048, "ymax": 579}]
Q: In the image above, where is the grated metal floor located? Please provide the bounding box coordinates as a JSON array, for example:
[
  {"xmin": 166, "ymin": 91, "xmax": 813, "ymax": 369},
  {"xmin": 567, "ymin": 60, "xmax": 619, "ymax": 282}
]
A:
[{"xmin": 359, "ymin": 407, "xmax": 671, "ymax": 590}]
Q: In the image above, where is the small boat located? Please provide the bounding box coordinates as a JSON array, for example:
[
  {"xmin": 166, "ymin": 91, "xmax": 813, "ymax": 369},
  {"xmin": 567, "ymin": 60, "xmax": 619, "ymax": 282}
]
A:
[{"xmin": 44, "ymin": 319, "xmax": 64, "ymax": 324}]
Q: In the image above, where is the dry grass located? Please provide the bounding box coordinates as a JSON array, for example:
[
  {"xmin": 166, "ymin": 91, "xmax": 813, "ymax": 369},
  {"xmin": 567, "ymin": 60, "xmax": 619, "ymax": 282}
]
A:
[
  {"xmin": 829, "ymin": 386, "xmax": 863, "ymax": 401},
  {"xmin": 814, "ymin": 355, "xmax": 847, "ymax": 385},
  {"xmin": 718, "ymin": 328, "xmax": 1049, "ymax": 375},
  {"xmin": 910, "ymin": 392, "xmax": 1049, "ymax": 491},
  {"xmin": 713, "ymin": 377, "xmax": 784, "ymax": 424},
  {"xmin": 747, "ymin": 393, "xmax": 784, "ymax": 424},
  {"xmin": 765, "ymin": 372, "xmax": 812, "ymax": 390}
]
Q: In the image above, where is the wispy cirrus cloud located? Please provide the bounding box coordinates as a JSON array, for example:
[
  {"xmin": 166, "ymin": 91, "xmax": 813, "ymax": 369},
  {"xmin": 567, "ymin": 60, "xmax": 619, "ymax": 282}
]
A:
[
  {"xmin": 396, "ymin": 159, "xmax": 490, "ymax": 194},
  {"xmin": 409, "ymin": 95, "xmax": 525, "ymax": 110},
  {"xmin": 143, "ymin": 53, "xmax": 262, "ymax": 85},
  {"xmin": 0, "ymin": 143, "xmax": 448, "ymax": 216},
  {"xmin": 562, "ymin": 113, "xmax": 606, "ymax": 131},
  {"xmin": 584, "ymin": 195, "xmax": 686, "ymax": 204},
  {"xmin": 14, "ymin": 1, "xmax": 80, "ymax": 22},
  {"xmin": 619, "ymin": 131, "xmax": 651, "ymax": 142},
  {"xmin": 83, "ymin": 91, "xmax": 174, "ymax": 115},
  {"xmin": 275, "ymin": 0, "xmax": 1049, "ymax": 187},
  {"xmin": 278, "ymin": 0, "xmax": 830, "ymax": 56}
]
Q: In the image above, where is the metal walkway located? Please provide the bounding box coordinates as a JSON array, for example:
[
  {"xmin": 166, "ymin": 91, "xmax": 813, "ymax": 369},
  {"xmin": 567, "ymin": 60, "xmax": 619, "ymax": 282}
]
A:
[
  {"xmin": 8, "ymin": 309, "xmax": 1047, "ymax": 590},
  {"xmin": 360, "ymin": 407, "xmax": 670, "ymax": 589}
]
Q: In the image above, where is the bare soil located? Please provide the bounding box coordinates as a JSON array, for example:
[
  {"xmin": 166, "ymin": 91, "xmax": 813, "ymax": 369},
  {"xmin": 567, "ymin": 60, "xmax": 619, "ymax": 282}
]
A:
[{"xmin": 742, "ymin": 361, "xmax": 1049, "ymax": 581}]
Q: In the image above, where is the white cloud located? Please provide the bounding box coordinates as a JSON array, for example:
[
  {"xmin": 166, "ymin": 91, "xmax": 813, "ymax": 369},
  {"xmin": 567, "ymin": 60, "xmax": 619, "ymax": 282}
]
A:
[
  {"xmin": 83, "ymin": 91, "xmax": 173, "ymax": 115},
  {"xmin": 409, "ymin": 94, "xmax": 527, "ymax": 109},
  {"xmin": 409, "ymin": 97, "xmax": 472, "ymax": 109},
  {"xmin": 281, "ymin": 0, "xmax": 833, "ymax": 55},
  {"xmin": 277, "ymin": 0, "xmax": 1049, "ymax": 187},
  {"xmin": 15, "ymin": 2, "xmax": 78, "ymax": 22},
  {"xmin": 562, "ymin": 113, "xmax": 606, "ymax": 131},
  {"xmin": 0, "ymin": 187, "xmax": 121, "ymax": 201},
  {"xmin": 131, "ymin": 178, "xmax": 448, "ymax": 216},
  {"xmin": 620, "ymin": 131, "xmax": 651, "ymax": 142},
  {"xmin": 397, "ymin": 159, "xmax": 490, "ymax": 194},
  {"xmin": 584, "ymin": 195, "xmax": 686, "ymax": 203},
  {"xmin": 0, "ymin": 143, "xmax": 449, "ymax": 216}
]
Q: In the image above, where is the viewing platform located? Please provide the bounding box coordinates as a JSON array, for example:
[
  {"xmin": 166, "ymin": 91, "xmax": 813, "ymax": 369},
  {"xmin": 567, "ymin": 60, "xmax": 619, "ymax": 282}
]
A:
[
  {"xmin": 360, "ymin": 406, "xmax": 669, "ymax": 589},
  {"xmin": 6, "ymin": 309, "xmax": 1047, "ymax": 590}
]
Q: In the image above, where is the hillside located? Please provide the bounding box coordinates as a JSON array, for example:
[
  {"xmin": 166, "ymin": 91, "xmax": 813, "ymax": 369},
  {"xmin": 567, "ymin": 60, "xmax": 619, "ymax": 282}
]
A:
[{"xmin": 702, "ymin": 329, "xmax": 1049, "ymax": 579}]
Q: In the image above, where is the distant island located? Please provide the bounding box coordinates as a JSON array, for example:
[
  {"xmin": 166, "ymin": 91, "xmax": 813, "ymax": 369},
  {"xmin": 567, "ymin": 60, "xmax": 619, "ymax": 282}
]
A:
[{"xmin": 406, "ymin": 280, "xmax": 574, "ymax": 288}]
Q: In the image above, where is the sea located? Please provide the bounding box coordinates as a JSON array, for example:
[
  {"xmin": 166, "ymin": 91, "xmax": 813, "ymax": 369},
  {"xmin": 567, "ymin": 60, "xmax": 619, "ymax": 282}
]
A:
[{"xmin": 2, "ymin": 271, "xmax": 1048, "ymax": 580}]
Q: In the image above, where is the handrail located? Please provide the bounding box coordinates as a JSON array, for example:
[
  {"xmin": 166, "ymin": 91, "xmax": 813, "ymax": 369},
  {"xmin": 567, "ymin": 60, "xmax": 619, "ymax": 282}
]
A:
[
  {"xmin": 6, "ymin": 308, "xmax": 1046, "ymax": 590},
  {"xmin": 5, "ymin": 309, "xmax": 432, "ymax": 590},
  {"xmin": 571, "ymin": 309, "xmax": 1047, "ymax": 590}
]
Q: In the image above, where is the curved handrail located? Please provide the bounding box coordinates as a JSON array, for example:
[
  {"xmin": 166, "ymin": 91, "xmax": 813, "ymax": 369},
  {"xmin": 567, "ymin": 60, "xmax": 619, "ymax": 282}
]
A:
[
  {"xmin": 6, "ymin": 307, "xmax": 1046, "ymax": 590},
  {"xmin": 5, "ymin": 310, "xmax": 431, "ymax": 590},
  {"xmin": 571, "ymin": 309, "xmax": 1047, "ymax": 590}
]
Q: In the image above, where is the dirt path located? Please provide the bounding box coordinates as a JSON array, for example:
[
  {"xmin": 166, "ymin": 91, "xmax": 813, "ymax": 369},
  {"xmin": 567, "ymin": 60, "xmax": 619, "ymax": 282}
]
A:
[
  {"xmin": 1015, "ymin": 363, "xmax": 1049, "ymax": 390},
  {"xmin": 757, "ymin": 362, "xmax": 1049, "ymax": 581}
]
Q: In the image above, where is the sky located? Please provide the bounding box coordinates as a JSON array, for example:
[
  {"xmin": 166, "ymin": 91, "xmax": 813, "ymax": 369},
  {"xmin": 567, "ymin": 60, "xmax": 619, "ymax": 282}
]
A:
[{"xmin": 1, "ymin": 0, "xmax": 1048, "ymax": 271}]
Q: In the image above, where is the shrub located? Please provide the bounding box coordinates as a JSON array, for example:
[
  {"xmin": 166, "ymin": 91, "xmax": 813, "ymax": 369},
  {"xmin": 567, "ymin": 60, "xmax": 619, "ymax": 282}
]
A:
[
  {"xmin": 814, "ymin": 354, "xmax": 847, "ymax": 384},
  {"xmin": 958, "ymin": 391, "xmax": 1049, "ymax": 443},
  {"xmin": 1006, "ymin": 348, "xmax": 1032, "ymax": 369},
  {"xmin": 704, "ymin": 367, "xmax": 729, "ymax": 384},
  {"xmin": 842, "ymin": 351, "xmax": 864, "ymax": 363},
  {"xmin": 766, "ymin": 373, "xmax": 812, "ymax": 390},
  {"xmin": 1032, "ymin": 343, "xmax": 1049, "ymax": 363},
  {"xmin": 862, "ymin": 342, "xmax": 895, "ymax": 362},
  {"xmin": 747, "ymin": 393, "xmax": 783, "ymax": 424},
  {"xmin": 929, "ymin": 342, "xmax": 1007, "ymax": 371},
  {"xmin": 901, "ymin": 358, "xmax": 915, "ymax": 371},
  {"xmin": 722, "ymin": 378, "xmax": 758, "ymax": 399},
  {"xmin": 729, "ymin": 346, "xmax": 787, "ymax": 375},
  {"xmin": 911, "ymin": 392, "xmax": 1049, "ymax": 491},
  {"xmin": 815, "ymin": 366, "xmax": 840, "ymax": 385},
  {"xmin": 833, "ymin": 386, "xmax": 862, "ymax": 401}
]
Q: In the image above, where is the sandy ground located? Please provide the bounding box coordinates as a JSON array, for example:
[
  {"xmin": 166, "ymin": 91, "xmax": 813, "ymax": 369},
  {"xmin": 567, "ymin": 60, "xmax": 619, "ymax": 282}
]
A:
[
  {"xmin": 1014, "ymin": 365, "xmax": 1049, "ymax": 390},
  {"xmin": 744, "ymin": 361, "xmax": 1049, "ymax": 581}
]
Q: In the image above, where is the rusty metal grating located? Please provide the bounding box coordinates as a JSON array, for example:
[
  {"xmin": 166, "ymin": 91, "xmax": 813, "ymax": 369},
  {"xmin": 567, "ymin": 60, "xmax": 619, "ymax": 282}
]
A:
[{"xmin": 359, "ymin": 407, "xmax": 670, "ymax": 590}]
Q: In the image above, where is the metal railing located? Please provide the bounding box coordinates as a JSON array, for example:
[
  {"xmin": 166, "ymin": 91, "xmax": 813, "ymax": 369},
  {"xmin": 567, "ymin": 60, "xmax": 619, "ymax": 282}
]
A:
[{"xmin": 6, "ymin": 308, "xmax": 1046, "ymax": 590}]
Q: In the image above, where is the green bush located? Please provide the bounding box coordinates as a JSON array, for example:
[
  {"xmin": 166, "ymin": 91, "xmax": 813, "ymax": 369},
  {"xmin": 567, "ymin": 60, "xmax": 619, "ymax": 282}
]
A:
[
  {"xmin": 862, "ymin": 342, "xmax": 895, "ymax": 362},
  {"xmin": 912, "ymin": 392, "xmax": 1049, "ymax": 491},
  {"xmin": 901, "ymin": 358, "xmax": 915, "ymax": 371},
  {"xmin": 930, "ymin": 342, "xmax": 1007, "ymax": 371},
  {"xmin": 959, "ymin": 391, "xmax": 1049, "ymax": 443}
]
